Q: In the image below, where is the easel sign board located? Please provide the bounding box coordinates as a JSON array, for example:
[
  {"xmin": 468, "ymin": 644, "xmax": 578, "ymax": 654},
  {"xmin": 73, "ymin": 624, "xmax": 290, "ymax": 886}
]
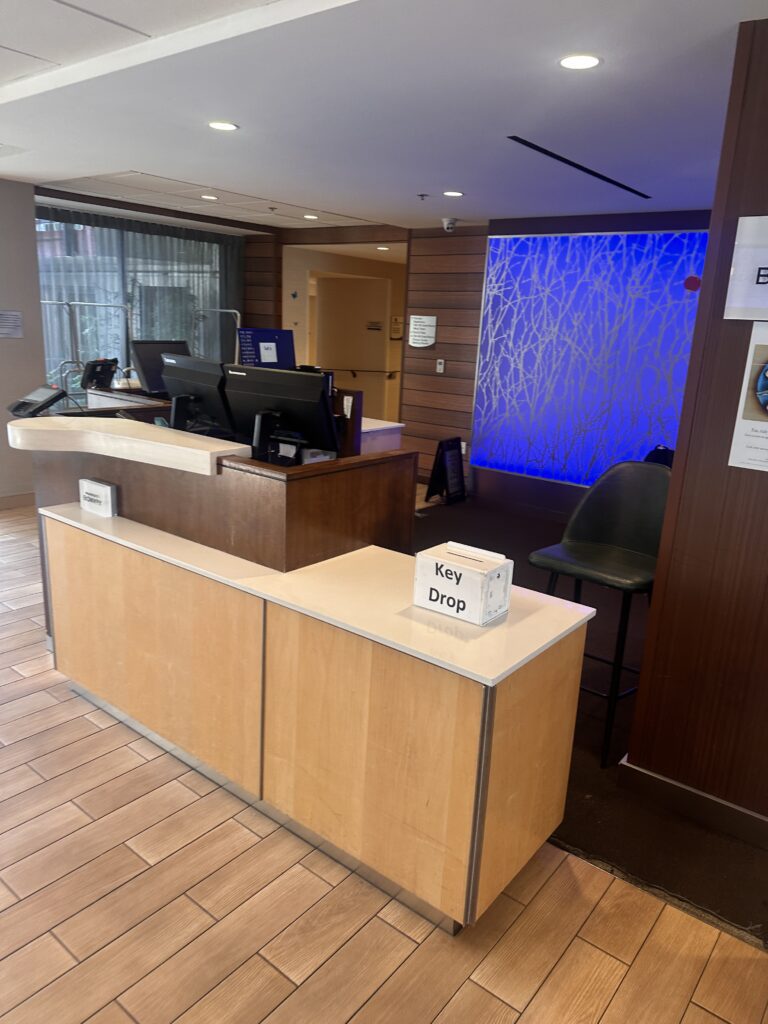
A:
[
  {"xmin": 724, "ymin": 216, "xmax": 768, "ymax": 320},
  {"xmin": 728, "ymin": 321, "xmax": 768, "ymax": 472},
  {"xmin": 425, "ymin": 437, "xmax": 466, "ymax": 504}
]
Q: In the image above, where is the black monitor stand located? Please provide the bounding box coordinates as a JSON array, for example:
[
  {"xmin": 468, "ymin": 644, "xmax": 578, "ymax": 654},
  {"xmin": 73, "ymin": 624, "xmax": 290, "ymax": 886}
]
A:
[{"xmin": 252, "ymin": 410, "xmax": 308, "ymax": 465}]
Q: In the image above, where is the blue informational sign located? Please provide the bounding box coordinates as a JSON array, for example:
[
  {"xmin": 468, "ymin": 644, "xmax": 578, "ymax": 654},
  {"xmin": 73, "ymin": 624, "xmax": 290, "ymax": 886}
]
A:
[{"xmin": 237, "ymin": 329, "xmax": 296, "ymax": 369}]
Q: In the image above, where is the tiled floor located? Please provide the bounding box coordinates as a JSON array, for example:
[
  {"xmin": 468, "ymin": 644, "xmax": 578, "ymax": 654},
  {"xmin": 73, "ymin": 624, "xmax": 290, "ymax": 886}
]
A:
[{"xmin": 0, "ymin": 505, "xmax": 765, "ymax": 1024}]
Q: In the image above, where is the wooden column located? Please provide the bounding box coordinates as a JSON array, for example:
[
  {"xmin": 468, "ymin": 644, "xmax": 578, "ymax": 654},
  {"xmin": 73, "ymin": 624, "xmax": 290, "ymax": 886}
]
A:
[
  {"xmin": 243, "ymin": 233, "xmax": 283, "ymax": 329},
  {"xmin": 627, "ymin": 20, "xmax": 768, "ymax": 821}
]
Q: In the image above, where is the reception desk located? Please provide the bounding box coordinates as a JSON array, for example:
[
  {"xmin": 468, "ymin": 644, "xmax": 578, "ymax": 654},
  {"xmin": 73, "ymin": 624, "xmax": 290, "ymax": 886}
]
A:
[{"xmin": 10, "ymin": 418, "xmax": 594, "ymax": 929}]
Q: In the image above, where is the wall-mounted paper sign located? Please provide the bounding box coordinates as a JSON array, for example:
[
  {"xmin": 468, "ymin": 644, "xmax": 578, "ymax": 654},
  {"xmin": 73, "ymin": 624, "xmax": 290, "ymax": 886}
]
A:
[
  {"xmin": 390, "ymin": 315, "xmax": 404, "ymax": 340},
  {"xmin": 408, "ymin": 314, "xmax": 437, "ymax": 348},
  {"xmin": 724, "ymin": 216, "xmax": 768, "ymax": 320},
  {"xmin": 0, "ymin": 311, "xmax": 23, "ymax": 339},
  {"xmin": 728, "ymin": 321, "xmax": 768, "ymax": 473}
]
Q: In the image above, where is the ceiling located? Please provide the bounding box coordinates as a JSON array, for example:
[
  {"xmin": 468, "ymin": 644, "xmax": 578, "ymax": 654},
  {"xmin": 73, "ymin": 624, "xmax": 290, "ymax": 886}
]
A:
[{"xmin": 0, "ymin": 0, "xmax": 766, "ymax": 229}]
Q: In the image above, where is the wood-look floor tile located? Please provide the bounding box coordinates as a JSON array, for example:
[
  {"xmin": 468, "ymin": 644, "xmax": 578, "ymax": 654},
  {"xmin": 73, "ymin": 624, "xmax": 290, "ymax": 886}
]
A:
[
  {"xmin": 300, "ymin": 847, "xmax": 351, "ymax": 885},
  {"xmin": 179, "ymin": 770, "xmax": 219, "ymax": 795},
  {"xmin": 0, "ymin": 801, "xmax": 91, "ymax": 871},
  {"xmin": 86, "ymin": 709, "xmax": 118, "ymax": 728},
  {"xmin": 189, "ymin": 827, "xmax": 311, "ymax": 918},
  {"xmin": 693, "ymin": 930, "xmax": 768, "ymax": 1024},
  {"xmin": 14, "ymin": 652, "xmax": 55, "ymax": 677},
  {"xmin": 0, "ymin": 845, "xmax": 147, "ymax": 959},
  {"xmin": 127, "ymin": 788, "xmax": 246, "ymax": 864},
  {"xmin": 2, "ymin": 896, "xmax": 211, "ymax": 1024},
  {"xmin": 129, "ymin": 737, "xmax": 166, "ymax": 760},
  {"xmin": 119, "ymin": 865, "xmax": 330, "ymax": 1024},
  {"xmin": 30, "ymin": 724, "xmax": 139, "ymax": 779},
  {"xmin": 0, "ymin": 583, "xmax": 42, "ymax": 603},
  {"xmin": 47, "ymin": 682, "xmax": 75, "ymax": 701},
  {"xmin": 0, "ymin": 746, "xmax": 143, "ymax": 836},
  {"xmin": 0, "ymin": 877, "xmax": 17, "ymax": 910},
  {"xmin": 0, "ymin": 666, "xmax": 20, "ymax": 685},
  {"xmin": 56, "ymin": 819, "xmax": 258, "ymax": 960},
  {"xmin": 87, "ymin": 1004, "xmax": 136, "ymax": 1023},
  {"xmin": 0, "ymin": 619, "xmax": 38, "ymax": 641},
  {"xmin": 0, "ymin": 695, "xmax": 94, "ymax": 744},
  {"xmin": 351, "ymin": 894, "xmax": 523, "ymax": 1024},
  {"xmin": 74, "ymin": 752, "xmax": 188, "ymax": 818},
  {"xmin": 600, "ymin": 905, "xmax": 719, "ymax": 1024},
  {"xmin": 0, "ymin": 642, "xmax": 49, "ymax": 671},
  {"xmin": 682, "ymin": 1006, "xmax": 728, "ymax": 1023},
  {"xmin": 0, "ymin": 715, "xmax": 99, "ymax": 774},
  {"xmin": 264, "ymin": 917, "xmax": 416, "ymax": 1024},
  {"xmin": 0, "ymin": 933, "xmax": 76, "ymax": 1014},
  {"xmin": 0, "ymin": 690, "xmax": 58, "ymax": 724},
  {"xmin": 3, "ymin": 594, "xmax": 45, "ymax": 612},
  {"xmin": 0, "ymin": 605, "xmax": 44, "ymax": 628},
  {"xmin": 378, "ymin": 899, "xmax": 435, "ymax": 943},
  {"xmin": 0, "ymin": 628, "xmax": 45, "ymax": 655},
  {"xmin": 0, "ymin": 763, "xmax": 42, "ymax": 800},
  {"xmin": 2, "ymin": 780, "xmax": 196, "ymax": 897},
  {"xmin": 0, "ymin": 671, "xmax": 72, "ymax": 707},
  {"xmin": 175, "ymin": 953, "xmax": 294, "ymax": 1024},
  {"xmin": 234, "ymin": 805, "xmax": 280, "ymax": 838},
  {"xmin": 517, "ymin": 936, "xmax": 626, "ymax": 1024},
  {"xmin": 579, "ymin": 877, "xmax": 664, "ymax": 964},
  {"xmin": 263, "ymin": 872, "xmax": 391, "ymax": 984},
  {"xmin": 435, "ymin": 980, "xmax": 520, "ymax": 1023},
  {"xmin": 472, "ymin": 857, "xmax": 613, "ymax": 1010}
]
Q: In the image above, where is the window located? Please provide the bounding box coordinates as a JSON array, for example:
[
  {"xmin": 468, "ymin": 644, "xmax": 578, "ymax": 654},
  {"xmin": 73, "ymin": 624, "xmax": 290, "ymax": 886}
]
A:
[{"xmin": 35, "ymin": 209, "xmax": 243, "ymax": 387}]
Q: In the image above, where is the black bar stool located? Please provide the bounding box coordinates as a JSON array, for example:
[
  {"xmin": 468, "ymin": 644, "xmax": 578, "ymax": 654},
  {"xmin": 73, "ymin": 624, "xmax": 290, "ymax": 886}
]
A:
[{"xmin": 529, "ymin": 461, "xmax": 671, "ymax": 767}]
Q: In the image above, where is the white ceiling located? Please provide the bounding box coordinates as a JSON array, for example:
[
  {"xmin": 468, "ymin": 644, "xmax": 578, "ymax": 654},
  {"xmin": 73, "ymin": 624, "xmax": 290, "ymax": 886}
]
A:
[{"xmin": 0, "ymin": 0, "xmax": 766, "ymax": 229}]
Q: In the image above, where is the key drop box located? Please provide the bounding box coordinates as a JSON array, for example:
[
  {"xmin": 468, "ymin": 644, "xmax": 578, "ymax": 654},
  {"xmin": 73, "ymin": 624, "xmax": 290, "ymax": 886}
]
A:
[{"xmin": 413, "ymin": 541, "xmax": 513, "ymax": 626}]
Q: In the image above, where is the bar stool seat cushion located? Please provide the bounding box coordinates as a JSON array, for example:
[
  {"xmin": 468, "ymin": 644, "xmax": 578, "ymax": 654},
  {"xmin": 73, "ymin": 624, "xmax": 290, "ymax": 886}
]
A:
[{"xmin": 529, "ymin": 541, "xmax": 656, "ymax": 591}]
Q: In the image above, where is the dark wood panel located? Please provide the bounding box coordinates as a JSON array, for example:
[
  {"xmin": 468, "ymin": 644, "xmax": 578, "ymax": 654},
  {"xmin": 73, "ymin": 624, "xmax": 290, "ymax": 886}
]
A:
[
  {"xmin": 409, "ymin": 254, "xmax": 487, "ymax": 274},
  {"xmin": 244, "ymin": 240, "xmax": 280, "ymax": 259},
  {"xmin": 245, "ymin": 258, "xmax": 279, "ymax": 273},
  {"xmin": 401, "ymin": 374, "xmax": 474, "ymax": 395},
  {"xmin": 242, "ymin": 313, "xmax": 278, "ymax": 329},
  {"xmin": 402, "ymin": 420, "xmax": 473, "ymax": 442},
  {"xmin": 245, "ymin": 286, "xmax": 277, "ymax": 302},
  {"xmin": 628, "ymin": 21, "xmax": 768, "ymax": 815},
  {"xmin": 408, "ymin": 308, "xmax": 481, "ymax": 328},
  {"xmin": 490, "ymin": 210, "xmax": 710, "ymax": 237},
  {"xmin": 403, "ymin": 358, "xmax": 476, "ymax": 379},
  {"xmin": 407, "ymin": 273, "xmax": 485, "ymax": 291},
  {"xmin": 404, "ymin": 342, "xmax": 478, "ymax": 362},
  {"xmin": 400, "ymin": 405, "xmax": 472, "ymax": 429},
  {"xmin": 406, "ymin": 291, "xmax": 484, "ymax": 310},
  {"xmin": 401, "ymin": 389, "xmax": 473, "ymax": 413},
  {"xmin": 409, "ymin": 234, "xmax": 489, "ymax": 256},
  {"xmin": 242, "ymin": 299, "xmax": 275, "ymax": 317}
]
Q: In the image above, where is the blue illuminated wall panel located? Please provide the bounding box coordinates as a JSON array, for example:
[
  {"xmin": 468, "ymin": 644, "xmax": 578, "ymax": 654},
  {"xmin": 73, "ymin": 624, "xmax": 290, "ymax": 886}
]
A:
[{"xmin": 471, "ymin": 231, "xmax": 708, "ymax": 486}]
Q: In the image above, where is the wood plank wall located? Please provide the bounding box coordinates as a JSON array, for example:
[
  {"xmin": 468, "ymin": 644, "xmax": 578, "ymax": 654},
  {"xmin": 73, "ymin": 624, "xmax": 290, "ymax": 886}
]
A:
[
  {"xmin": 628, "ymin": 19, "xmax": 768, "ymax": 816},
  {"xmin": 243, "ymin": 234, "xmax": 282, "ymax": 329},
  {"xmin": 401, "ymin": 226, "xmax": 489, "ymax": 480}
]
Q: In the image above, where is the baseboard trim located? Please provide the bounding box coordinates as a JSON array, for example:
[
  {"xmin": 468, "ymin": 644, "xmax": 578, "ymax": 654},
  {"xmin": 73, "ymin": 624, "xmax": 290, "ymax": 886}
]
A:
[
  {"xmin": 619, "ymin": 756, "xmax": 768, "ymax": 850},
  {"xmin": 0, "ymin": 492, "xmax": 35, "ymax": 511}
]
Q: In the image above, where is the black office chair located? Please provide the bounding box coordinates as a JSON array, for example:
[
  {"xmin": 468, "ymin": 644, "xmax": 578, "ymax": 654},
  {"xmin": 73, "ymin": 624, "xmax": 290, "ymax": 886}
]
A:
[{"xmin": 529, "ymin": 461, "xmax": 671, "ymax": 767}]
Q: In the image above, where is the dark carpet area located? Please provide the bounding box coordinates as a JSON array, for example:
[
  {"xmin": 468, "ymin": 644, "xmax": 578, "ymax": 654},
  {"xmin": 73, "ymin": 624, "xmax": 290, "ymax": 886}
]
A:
[{"xmin": 413, "ymin": 497, "xmax": 767, "ymax": 945}]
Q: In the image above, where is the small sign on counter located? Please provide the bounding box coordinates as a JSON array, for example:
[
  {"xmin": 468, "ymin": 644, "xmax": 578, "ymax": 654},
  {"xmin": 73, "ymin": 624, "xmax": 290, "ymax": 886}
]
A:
[
  {"xmin": 414, "ymin": 541, "xmax": 513, "ymax": 625},
  {"xmin": 79, "ymin": 478, "xmax": 118, "ymax": 518}
]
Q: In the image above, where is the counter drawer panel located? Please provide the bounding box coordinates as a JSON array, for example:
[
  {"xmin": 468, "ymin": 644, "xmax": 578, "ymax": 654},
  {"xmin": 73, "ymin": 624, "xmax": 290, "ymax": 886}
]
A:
[
  {"xmin": 44, "ymin": 518, "xmax": 263, "ymax": 796},
  {"xmin": 263, "ymin": 604, "xmax": 483, "ymax": 922}
]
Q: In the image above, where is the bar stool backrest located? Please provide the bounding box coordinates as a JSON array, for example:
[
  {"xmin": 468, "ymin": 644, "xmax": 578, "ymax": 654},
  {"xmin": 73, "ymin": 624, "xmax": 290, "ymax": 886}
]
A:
[{"xmin": 563, "ymin": 461, "xmax": 671, "ymax": 557}]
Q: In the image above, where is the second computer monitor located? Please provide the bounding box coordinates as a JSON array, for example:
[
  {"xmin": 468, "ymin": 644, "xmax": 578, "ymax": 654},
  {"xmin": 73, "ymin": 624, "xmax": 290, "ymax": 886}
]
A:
[
  {"xmin": 223, "ymin": 364, "xmax": 338, "ymax": 454},
  {"xmin": 237, "ymin": 329, "xmax": 296, "ymax": 370},
  {"xmin": 131, "ymin": 340, "xmax": 190, "ymax": 394},
  {"xmin": 161, "ymin": 353, "xmax": 233, "ymax": 436}
]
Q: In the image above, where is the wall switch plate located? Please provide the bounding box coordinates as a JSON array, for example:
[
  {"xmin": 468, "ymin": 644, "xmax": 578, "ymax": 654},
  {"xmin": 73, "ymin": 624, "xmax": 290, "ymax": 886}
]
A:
[
  {"xmin": 436, "ymin": 359, "xmax": 445, "ymax": 374},
  {"xmin": 461, "ymin": 441, "xmax": 467, "ymax": 455}
]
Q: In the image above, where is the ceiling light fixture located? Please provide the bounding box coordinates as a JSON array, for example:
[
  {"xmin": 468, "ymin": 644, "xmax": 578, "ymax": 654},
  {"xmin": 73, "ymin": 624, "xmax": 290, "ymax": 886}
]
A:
[
  {"xmin": 443, "ymin": 190, "xmax": 464, "ymax": 197},
  {"xmin": 376, "ymin": 246, "xmax": 390, "ymax": 251},
  {"xmin": 303, "ymin": 214, "xmax": 319, "ymax": 220},
  {"xmin": 208, "ymin": 121, "xmax": 239, "ymax": 131},
  {"xmin": 201, "ymin": 194, "xmax": 218, "ymax": 201},
  {"xmin": 559, "ymin": 54, "xmax": 601, "ymax": 70}
]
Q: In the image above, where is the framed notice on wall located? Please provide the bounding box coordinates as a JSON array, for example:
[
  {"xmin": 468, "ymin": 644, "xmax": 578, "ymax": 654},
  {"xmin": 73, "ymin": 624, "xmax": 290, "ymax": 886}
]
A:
[
  {"xmin": 408, "ymin": 315, "xmax": 437, "ymax": 347},
  {"xmin": 728, "ymin": 321, "xmax": 768, "ymax": 472}
]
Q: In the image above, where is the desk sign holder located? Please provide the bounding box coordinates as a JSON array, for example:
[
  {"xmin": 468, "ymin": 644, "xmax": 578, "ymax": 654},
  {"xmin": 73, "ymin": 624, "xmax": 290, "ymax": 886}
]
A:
[
  {"xmin": 414, "ymin": 541, "xmax": 513, "ymax": 626},
  {"xmin": 425, "ymin": 437, "xmax": 466, "ymax": 504},
  {"xmin": 79, "ymin": 478, "xmax": 118, "ymax": 518}
]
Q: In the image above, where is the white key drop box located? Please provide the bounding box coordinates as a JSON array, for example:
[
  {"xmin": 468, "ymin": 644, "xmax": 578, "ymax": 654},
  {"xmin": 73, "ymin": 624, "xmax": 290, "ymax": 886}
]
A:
[{"xmin": 413, "ymin": 541, "xmax": 513, "ymax": 626}]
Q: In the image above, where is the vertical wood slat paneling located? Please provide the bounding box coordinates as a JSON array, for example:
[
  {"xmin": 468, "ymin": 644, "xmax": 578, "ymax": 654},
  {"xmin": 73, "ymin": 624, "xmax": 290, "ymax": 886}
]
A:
[
  {"xmin": 243, "ymin": 235, "xmax": 282, "ymax": 329},
  {"xmin": 628, "ymin": 21, "xmax": 768, "ymax": 815},
  {"xmin": 402, "ymin": 228, "xmax": 488, "ymax": 480}
]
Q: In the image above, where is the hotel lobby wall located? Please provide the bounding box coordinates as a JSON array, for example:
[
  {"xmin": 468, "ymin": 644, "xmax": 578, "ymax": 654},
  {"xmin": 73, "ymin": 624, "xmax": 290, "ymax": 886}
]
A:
[
  {"xmin": 0, "ymin": 179, "xmax": 47, "ymax": 505},
  {"xmin": 627, "ymin": 18, "xmax": 768, "ymax": 825}
]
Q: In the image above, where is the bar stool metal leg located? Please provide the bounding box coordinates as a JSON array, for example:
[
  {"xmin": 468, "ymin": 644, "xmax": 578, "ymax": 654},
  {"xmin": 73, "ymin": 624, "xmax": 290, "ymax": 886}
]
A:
[
  {"xmin": 546, "ymin": 572, "xmax": 559, "ymax": 596},
  {"xmin": 601, "ymin": 590, "xmax": 633, "ymax": 768}
]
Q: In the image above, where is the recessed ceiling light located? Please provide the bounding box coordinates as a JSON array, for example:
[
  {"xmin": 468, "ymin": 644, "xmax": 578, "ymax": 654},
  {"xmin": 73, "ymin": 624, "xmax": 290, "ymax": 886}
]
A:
[
  {"xmin": 559, "ymin": 54, "xmax": 601, "ymax": 70},
  {"xmin": 376, "ymin": 246, "xmax": 390, "ymax": 251},
  {"xmin": 208, "ymin": 121, "xmax": 239, "ymax": 131},
  {"xmin": 200, "ymin": 194, "xmax": 218, "ymax": 201},
  {"xmin": 443, "ymin": 190, "xmax": 464, "ymax": 198},
  {"xmin": 303, "ymin": 214, "xmax": 319, "ymax": 220}
]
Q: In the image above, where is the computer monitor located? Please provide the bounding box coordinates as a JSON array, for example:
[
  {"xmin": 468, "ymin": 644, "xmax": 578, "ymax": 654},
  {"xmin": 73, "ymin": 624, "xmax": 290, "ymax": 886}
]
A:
[
  {"xmin": 131, "ymin": 340, "xmax": 191, "ymax": 394},
  {"xmin": 160, "ymin": 353, "xmax": 234, "ymax": 437},
  {"xmin": 237, "ymin": 329, "xmax": 296, "ymax": 370},
  {"xmin": 223, "ymin": 364, "xmax": 338, "ymax": 458}
]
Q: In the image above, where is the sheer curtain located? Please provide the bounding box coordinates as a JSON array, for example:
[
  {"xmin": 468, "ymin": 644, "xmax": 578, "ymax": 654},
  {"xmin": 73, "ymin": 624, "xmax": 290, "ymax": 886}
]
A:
[{"xmin": 35, "ymin": 207, "xmax": 244, "ymax": 384}]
